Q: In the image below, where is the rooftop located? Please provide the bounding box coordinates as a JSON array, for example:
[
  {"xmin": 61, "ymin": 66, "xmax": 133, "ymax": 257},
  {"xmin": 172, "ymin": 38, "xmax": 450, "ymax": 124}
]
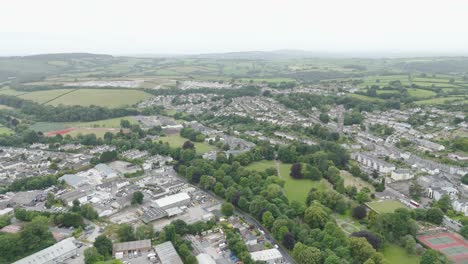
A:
[
  {"xmin": 250, "ymin": 248, "xmax": 283, "ymax": 261},
  {"xmin": 113, "ymin": 239, "xmax": 151, "ymax": 252},
  {"xmin": 13, "ymin": 237, "xmax": 77, "ymax": 264},
  {"xmin": 154, "ymin": 241, "xmax": 183, "ymax": 264}
]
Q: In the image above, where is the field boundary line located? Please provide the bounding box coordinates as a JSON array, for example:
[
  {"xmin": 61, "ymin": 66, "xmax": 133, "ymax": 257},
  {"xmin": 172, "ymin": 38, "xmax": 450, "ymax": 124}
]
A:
[{"xmin": 42, "ymin": 89, "xmax": 78, "ymax": 105}]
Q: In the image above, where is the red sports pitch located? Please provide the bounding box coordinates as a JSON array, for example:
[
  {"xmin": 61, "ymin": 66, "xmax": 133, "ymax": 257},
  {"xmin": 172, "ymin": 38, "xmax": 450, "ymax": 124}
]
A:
[{"xmin": 417, "ymin": 232, "xmax": 468, "ymax": 263}]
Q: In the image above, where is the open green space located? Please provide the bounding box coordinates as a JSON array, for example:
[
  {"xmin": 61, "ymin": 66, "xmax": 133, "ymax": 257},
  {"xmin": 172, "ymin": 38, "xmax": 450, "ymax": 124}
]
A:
[
  {"xmin": 415, "ymin": 96, "xmax": 466, "ymax": 105},
  {"xmin": 382, "ymin": 244, "xmax": 420, "ymax": 264},
  {"xmin": 157, "ymin": 134, "xmax": 217, "ymax": 154},
  {"xmin": 45, "ymin": 89, "xmax": 151, "ymax": 108},
  {"xmin": 246, "ymin": 160, "xmax": 276, "ymax": 172},
  {"xmin": 66, "ymin": 128, "xmax": 122, "ymax": 138},
  {"xmin": 18, "ymin": 89, "xmax": 74, "ymax": 104},
  {"xmin": 278, "ymin": 162, "xmax": 332, "ymax": 204},
  {"xmin": 366, "ymin": 200, "xmax": 406, "ymax": 214},
  {"xmin": 0, "ymin": 87, "xmax": 28, "ymax": 96},
  {"xmin": 67, "ymin": 116, "xmax": 137, "ymax": 128},
  {"xmin": 0, "ymin": 126, "xmax": 13, "ymax": 135},
  {"xmin": 407, "ymin": 88, "xmax": 437, "ymax": 99},
  {"xmin": 347, "ymin": 93, "xmax": 384, "ymax": 102}
]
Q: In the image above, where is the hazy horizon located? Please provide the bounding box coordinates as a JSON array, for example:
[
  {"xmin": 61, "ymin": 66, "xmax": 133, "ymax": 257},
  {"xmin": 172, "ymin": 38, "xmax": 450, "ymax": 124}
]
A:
[{"xmin": 2, "ymin": 0, "xmax": 468, "ymax": 57}]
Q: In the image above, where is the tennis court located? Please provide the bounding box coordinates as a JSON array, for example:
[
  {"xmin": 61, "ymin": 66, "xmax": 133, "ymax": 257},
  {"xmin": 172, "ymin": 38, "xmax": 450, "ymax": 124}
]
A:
[{"xmin": 417, "ymin": 232, "xmax": 468, "ymax": 263}]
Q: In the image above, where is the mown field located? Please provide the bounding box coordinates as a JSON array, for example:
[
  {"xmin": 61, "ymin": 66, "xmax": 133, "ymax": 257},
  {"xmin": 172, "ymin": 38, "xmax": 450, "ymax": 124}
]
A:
[
  {"xmin": 29, "ymin": 116, "xmax": 138, "ymax": 139},
  {"xmin": 157, "ymin": 134, "xmax": 217, "ymax": 154},
  {"xmin": 45, "ymin": 89, "xmax": 151, "ymax": 108},
  {"xmin": 278, "ymin": 162, "xmax": 332, "ymax": 204},
  {"xmin": 0, "ymin": 87, "xmax": 151, "ymax": 108},
  {"xmin": 245, "ymin": 160, "xmax": 276, "ymax": 172},
  {"xmin": 366, "ymin": 200, "xmax": 406, "ymax": 214},
  {"xmin": 415, "ymin": 96, "xmax": 467, "ymax": 105},
  {"xmin": 383, "ymin": 244, "xmax": 420, "ymax": 264}
]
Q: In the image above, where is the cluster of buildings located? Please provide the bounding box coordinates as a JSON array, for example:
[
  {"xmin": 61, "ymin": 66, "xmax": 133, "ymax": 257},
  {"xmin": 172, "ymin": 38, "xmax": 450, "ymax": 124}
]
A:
[
  {"xmin": 138, "ymin": 94, "xmax": 225, "ymax": 115},
  {"xmin": 0, "ymin": 147, "xmax": 91, "ymax": 185}
]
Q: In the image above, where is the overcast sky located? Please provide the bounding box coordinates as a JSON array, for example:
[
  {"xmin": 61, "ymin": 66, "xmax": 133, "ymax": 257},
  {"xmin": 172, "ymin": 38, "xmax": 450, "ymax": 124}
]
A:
[{"xmin": 1, "ymin": 0, "xmax": 468, "ymax": 56}]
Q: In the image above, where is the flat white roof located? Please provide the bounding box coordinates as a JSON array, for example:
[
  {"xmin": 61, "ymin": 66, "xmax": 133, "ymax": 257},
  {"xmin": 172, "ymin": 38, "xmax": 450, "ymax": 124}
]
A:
[
  {"xmin": 154, "ymin": 192, "xmax": 190, "ymax": 208},
  {"xmin": 250, "ymin": 248, "xmax": 283, "ymax": 261}
]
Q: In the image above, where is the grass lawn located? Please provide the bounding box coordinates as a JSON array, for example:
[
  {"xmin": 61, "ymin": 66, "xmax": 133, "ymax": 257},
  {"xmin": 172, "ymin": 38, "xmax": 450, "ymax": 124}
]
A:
[
  {"xmin": 157, "ymin": 134, "xmax": 216, "ymax": 154},
  {"xmin": 347, "ymin": 94, "xmax": 383, "ymax": 102},
  {"xmin": 246, "ymin": 160, "xmax": 276, "ymax": 172},
  {"xmin": 18, "ymin": 89, "xmax": 74, "ymax": 104},
  {"xmin": 415, "ymin": 96, "xmax": 466, "ymax": 105},
  {"xmin": 0, "ymin": 87, "xmax": 28, "ymax": 96},
  {"xmin": 66, "ymin": 128, "xmax": 122, "ymax": 138},
  {"xmin": 67, "ymin": 116, "xmax": 137, "ymax": 128},
  {"xmin": 366, "ymin": 200, "xmax": 406, "ymax": 214},
  {"xmin": 29, "ymin": 117, "xmax": 137, "ymax": 133},
  {"xmin": 383, "ymin": 244, "xmax": 420, "ymax": 264},
  {"xmin": 0, "ymin": 126, "xmax": 13, "ymax": 135},
  {"xmin": 407, "ymin": 88, "xmax": 436, "ymax": 99},
  {"xmin": 278, "ymin": 162, "xmax": 332, "ymax": 204},
  {"xmin": 46, "ymin": 89, "xmax": 151, "ymax": 108}
]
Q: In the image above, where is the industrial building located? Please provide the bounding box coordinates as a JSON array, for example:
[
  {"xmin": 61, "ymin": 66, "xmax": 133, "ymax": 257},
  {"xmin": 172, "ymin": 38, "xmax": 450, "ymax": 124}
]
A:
[
  {"xmin": 113, "ymin": 239, "xmax": 152, "ymax": 257},
  {"xmin": 153, "ymin": 192, "xmax": 190, "ymax": 209},
  {"xmin": 250, "ymin": 248, "xmax": 283, "ymax": 263},
  {"xmin": 154, "ymin": 241, "xmax": 183, "ymax": 264},
  {"xmin": 13, "ymin": 237, "xmax": 78, "ymax": 264}
]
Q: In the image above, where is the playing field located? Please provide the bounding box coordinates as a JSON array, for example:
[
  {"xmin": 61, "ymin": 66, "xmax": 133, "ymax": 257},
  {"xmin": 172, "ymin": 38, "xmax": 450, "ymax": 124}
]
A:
[
  {"xmin": 45, "ymin": 89, "xmax": 151, "ymax": 108},
  {"xmin": 157, "ymin": 134, "xmax": 216, "ymax": 154},
  {"xmin": 417, "ymin": 232, "xmax": 468, "ymax": 263},
  {"xmin": 366, "ymin": 200, "xmax": 406, "ymax": 214}
]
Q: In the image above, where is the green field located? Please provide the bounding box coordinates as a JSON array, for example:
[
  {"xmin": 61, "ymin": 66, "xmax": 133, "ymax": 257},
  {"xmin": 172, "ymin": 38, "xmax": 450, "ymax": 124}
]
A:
[
  {"xmin": 46, "ymin": 89, "xmax": 151, "ymax": 108},
  {"xmin": 157, "ymin": 134, "xmax": 216, "ymax": 154},
  {"xmin": 0, "ymin": 126, "xmax": 13, "ymax": 135},
  {"xmin": 18, "ymin": 89, "xmax": 74, "ymax": 104},
  {"xmin": 415, "ymin": 96, "xmax": 466, "ymax": 105},
  {"xmin": 366, "ymin": 200, "xmax": 406, "ymax": 214},
  {"xmin": 407, "ymin": 88, "xmax": 437, "ymax": 99},
  {"xmin": 246, "ymin": 160, "xmax": 276, "ymax": 172},
  {"xmin": 383, "ymin": 244, "xmax": 420, "ymax": 264},
  {"xmin": 278, "ymin": 162, "xmax": 332, "ymax": 204},
  {"xmin": 29, "ymin": 116, "xmax": 137, "ymax": 133},
  {"xmin": 347, "ymin": 93, "xmax": 384, "ymax": 102},
  {"xmin": 66, "ymin": 128, "xmax": 122, "ymax": 138},
  {"xmin": 67, "ymin": 116, "xmax": 137, "ymax": 128},
  {"xmin": 0, "ymin": 87, "xmax": 28, "ymax": 96}
]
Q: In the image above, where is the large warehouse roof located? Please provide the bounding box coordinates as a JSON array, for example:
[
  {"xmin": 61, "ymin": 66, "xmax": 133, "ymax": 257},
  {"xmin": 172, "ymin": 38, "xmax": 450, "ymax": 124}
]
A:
[
  {"xmin": 113, "ymin": 239, "xmax": 151, "ymax": 252},
  {"xmin": 250, "ymin": 248, "xmax": 283, "ymax": 262},
  {"xmin": 154, "ymin": 192, "xmax": 190, "ymax": 208},
  {"xmin": 13, "ymin": 237, "xmax": 77, "ymax": 264},
  {"xmin": 154, "ymin": 241, "xmax": 183, "ymax": 264}
]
